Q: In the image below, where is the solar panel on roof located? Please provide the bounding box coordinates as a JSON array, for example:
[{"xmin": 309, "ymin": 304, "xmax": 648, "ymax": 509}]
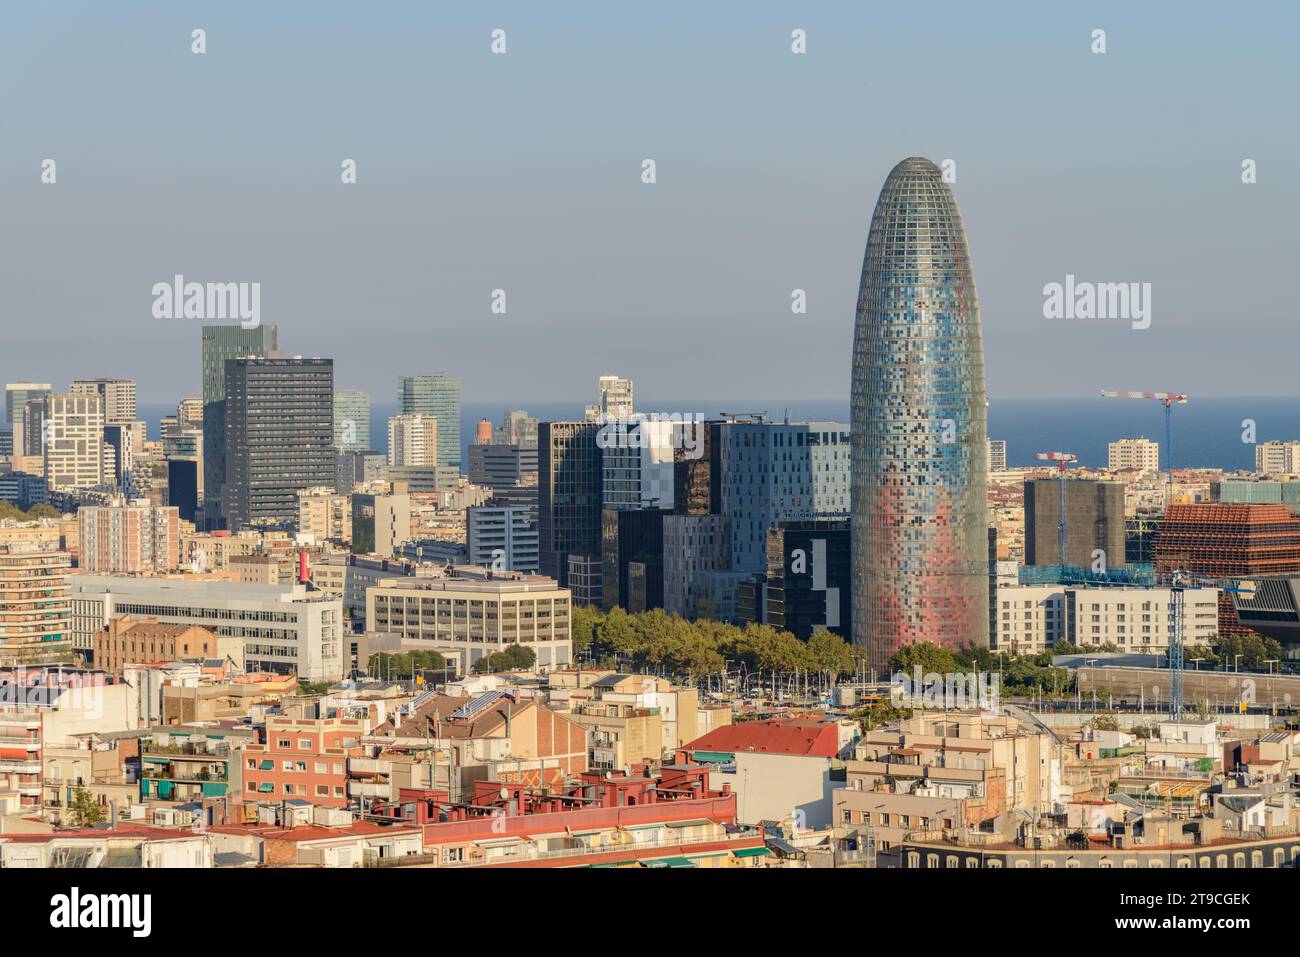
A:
[{"xmin": 450, "ymin": 689, "xmax": 509, "ymax": 720}]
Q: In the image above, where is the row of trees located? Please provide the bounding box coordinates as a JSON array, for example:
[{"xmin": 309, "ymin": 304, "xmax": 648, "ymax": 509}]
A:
[
  {"xmin": 366, "ymin": 649, "xmax": 448, "ymax": 678},
  {"xmin": 473, "ymin": 643, "xmax": 537, "ymax": 674},
  {"xmin": 572, "ymin": 605, "xmax": 859, "ymax": 680},
  {"xmin": 890, "ymin": 641, "xmax": 1074, "ymax": 697},
  {"xmin": 1182, "ymin": 633, "xmax": 1286, "ymax": 672},
  {"xmin": 0, "ymin": 501, "xmax": 59, "ymax": 522}
]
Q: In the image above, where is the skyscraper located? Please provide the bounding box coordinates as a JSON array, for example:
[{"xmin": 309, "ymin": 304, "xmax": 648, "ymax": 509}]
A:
[
  {"xmin": 333, "ymin": 390, "xmax": 371, "ymax": 451},
  {"xmin": 221, "ymin": 357, "xmax": 335, "ymax": 531},
  {"xmin": 538, "ymin": 421, "xmax": 602, "ymax": 589},
  {"xmin": 36, "ymin": 393, "xmax": 108, "ymax": 490},
  {"xmin": 5, "ymin": 382, "xmax": 52, "ymax": 457},
  {"xmin": 386, "ymin": 413, "xmax": 439, "ymax": 467},
  {"xmin": 718, "ymin": 419, "xmax": 850, "ymax": 574},
  {"xmin": 851, "ymin": 157, "xmax": 989, "ymax": 672},
  {"xmin": 201, "ymin": 324, "xmax": 278, "ymax": 526},
  {"xmin": 1024, "ymin": 478, "xmax": 1126, "ymax": 569},
  {"xmin": 69, "ymin": 378, "xmax": 137, "ymax": 424},
  {"xmin": 397, "ymin": 374, "xmax": 461, "ymax": 470},
  {"xmin": 584, "ymin": 375, "xmax": 634, "ymax": 422}
]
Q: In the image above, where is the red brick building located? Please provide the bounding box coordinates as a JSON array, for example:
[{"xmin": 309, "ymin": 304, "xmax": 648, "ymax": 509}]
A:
[{"xmin": 1155, "ymin": 503, "xmax": 1300, "ymax": 636}]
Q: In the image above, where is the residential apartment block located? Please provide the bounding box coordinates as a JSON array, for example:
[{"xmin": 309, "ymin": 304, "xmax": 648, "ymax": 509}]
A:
[
  {"xmin": 78, "ymin": 499, "xmax": 181, "ymax": 574},
  {"xmin": 1107, "ymin": 437, "xmax": 1160, "ymax": 472}
]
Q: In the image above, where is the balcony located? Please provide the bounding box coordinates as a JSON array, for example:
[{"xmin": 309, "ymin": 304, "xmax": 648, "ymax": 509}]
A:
[
  {"xmin": 348, "ymin": 780, "xmax": 390, "ymax": 799},
  {"xmin": 349, "ymin": 758, "xmax": 392, "ymax": 776},
  {"xmin": 0, "ymin": 759, "xmax": 41, "ymax": 774}
]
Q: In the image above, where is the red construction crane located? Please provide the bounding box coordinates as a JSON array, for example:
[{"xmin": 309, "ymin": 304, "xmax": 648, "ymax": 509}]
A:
[
  {"xmin": 1035, "ymin": 452, "xmax": 1078, "ymax": 564},
  {"xmin": 1100, "ymin": 390, "xmax": 1187, "ymax": 484}
]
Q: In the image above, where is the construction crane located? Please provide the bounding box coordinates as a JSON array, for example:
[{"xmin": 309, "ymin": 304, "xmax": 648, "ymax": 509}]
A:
[
  {"xmin": 1100, "ymin": 390, "xmax": 1188, "ymax": 485},
  {"xmin": 1063, "ymin": 568, "xmax": 1255, "ymax": 720},
  {"xmin": 1164, "ymin": 570, "xmax": 1256, "ymax": 721},
  {"xmin": 1035, "ymin": 452, "xmax": 1078, "ymax": 566}
]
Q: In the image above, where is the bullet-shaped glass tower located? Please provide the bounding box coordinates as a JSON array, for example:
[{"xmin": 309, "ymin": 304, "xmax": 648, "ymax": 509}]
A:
[{"xmin": 851, "ymin": 157, "xmax": 989, "ymax": 673}]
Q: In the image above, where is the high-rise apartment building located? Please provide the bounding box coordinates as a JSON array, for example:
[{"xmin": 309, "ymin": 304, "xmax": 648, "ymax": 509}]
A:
[
  {"xmin": 0, "ymin": 547, "xmax": 71, "ymax": 664},
  {"xmin": 386, "ymin": 414, "xmax": 439, "ymax": 467},
  {"xmin": 1108, "ymin": 437, "xmax": 1160, "ymax": 472},
  {"xmin": 718, "ymin": 420, "xmax": 850, "ymax": 574},
  {"xmin": 584, "ymin": 375, "xmax": 634, "ymax": 423},
  {"xmin": 36, "ymin": 393, "xmax": 107, "ymax": 491},
  {"xmin": 987, "ymin": 439, "xmax": 1007, "ymax": 472},
  {"xmin": 397, "ymin": 374, "xmax": 461, "ymax": 470},
  {"xmin": 495, "ymin": 409, "xmax": 539, "ymax": 448},
  {"xmin": 78, "ymin": 500, "xmax": 181, "ymax": 574},
  {"xmin": 222, "ymin": 357, "xmax": 335, "ymax": 531},
  {"xmin": 297, "ymin": 486, "xmax": 352, "ymax": 543},
  {"xmin": 851, "ymin": 157, "xmax": 990, "ymax": 671},
  {"xmin": 333, "ymin": 390, "xmax": 371, "ymax": 451},
  {"xmin": 70, "ymin": 378, "xmax": 137, "ymax": 424},
  {"xmin": 1255, "ymin": 440, "xmax": 1300, "ymax": 476},
  {"xmin": 538, "ymin": 421, "xmax": 602, "ymax": 587},
  {"xmin": 201, "ymin": 324, "xmax": 278, "ymax": 526},
  {"xmin": 176, "ymin": 397, "xmax": 203, "ymax": 427}
]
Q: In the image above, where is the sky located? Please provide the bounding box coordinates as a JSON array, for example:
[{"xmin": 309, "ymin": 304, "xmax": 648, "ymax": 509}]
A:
[{"xmin": 1, "ymin": 1, "xmax": 1297, "ymax": 405}]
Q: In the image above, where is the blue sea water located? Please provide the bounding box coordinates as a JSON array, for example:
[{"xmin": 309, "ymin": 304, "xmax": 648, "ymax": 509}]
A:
[{"xmin": 142, "ymin": 396, "xmax": 1300, "ymax": 474}]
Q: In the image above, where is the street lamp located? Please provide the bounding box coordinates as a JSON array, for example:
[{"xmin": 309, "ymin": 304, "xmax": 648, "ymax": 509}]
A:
[{"xmin": 1233, "ymin": 654, "xmax": 1243, "ymax": 673}]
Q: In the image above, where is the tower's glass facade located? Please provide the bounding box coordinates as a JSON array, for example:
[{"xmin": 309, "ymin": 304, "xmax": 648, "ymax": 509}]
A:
[
  {"xmin": 397, "ymin": 374, "xmax": 462, "ymax": 470},
  {"xmin": 851, "ymin": 157, "xmax": 988, "ymax": 672}
]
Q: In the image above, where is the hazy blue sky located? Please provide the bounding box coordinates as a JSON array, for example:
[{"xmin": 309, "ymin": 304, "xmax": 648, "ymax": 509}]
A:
[{"xmin": 2, "ymin": 2, "xmax": 1296, "ymax": 405}]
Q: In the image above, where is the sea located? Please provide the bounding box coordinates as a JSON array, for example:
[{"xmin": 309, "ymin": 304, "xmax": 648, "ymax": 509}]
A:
[{"xmin": 140, "ymin": 396, "xmax": 1300, "ymax": 474}]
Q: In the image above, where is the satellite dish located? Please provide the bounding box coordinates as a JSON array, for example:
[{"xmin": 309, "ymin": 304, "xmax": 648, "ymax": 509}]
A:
[{"xmin": 499, "ymin": 787, "xmax": 509, "ymax": 801}]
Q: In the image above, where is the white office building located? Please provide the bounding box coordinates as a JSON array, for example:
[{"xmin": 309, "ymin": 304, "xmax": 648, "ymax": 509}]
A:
[
  {"xmin": 467, "ymin": 506, "xmax": 539, "ymax": 572},
  {"xmin": 68, "ymin": 576, "xmax": 345, "ymax": 681}
]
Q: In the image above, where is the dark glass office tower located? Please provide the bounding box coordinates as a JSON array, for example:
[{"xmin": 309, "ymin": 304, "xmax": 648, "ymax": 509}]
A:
[
  {"xmin": 537, "ymin": 421, "xmax": 602, "ymax": 589},
  {"xmin": 851, "ymin": 157, "xmax": 989, "ymax": 673},
  {"xmin": 201, "ymin": 325, "xmax": 277, "ymax": 527},
  {"xmin": 221, "ymin": 357, "xmax": 335, "ymax": 531}
]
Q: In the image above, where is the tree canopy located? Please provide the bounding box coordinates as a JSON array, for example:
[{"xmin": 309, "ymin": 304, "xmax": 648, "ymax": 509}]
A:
[{"xmin": 576, "ymin": 607, "xmax": 860, "ymax": 681}]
